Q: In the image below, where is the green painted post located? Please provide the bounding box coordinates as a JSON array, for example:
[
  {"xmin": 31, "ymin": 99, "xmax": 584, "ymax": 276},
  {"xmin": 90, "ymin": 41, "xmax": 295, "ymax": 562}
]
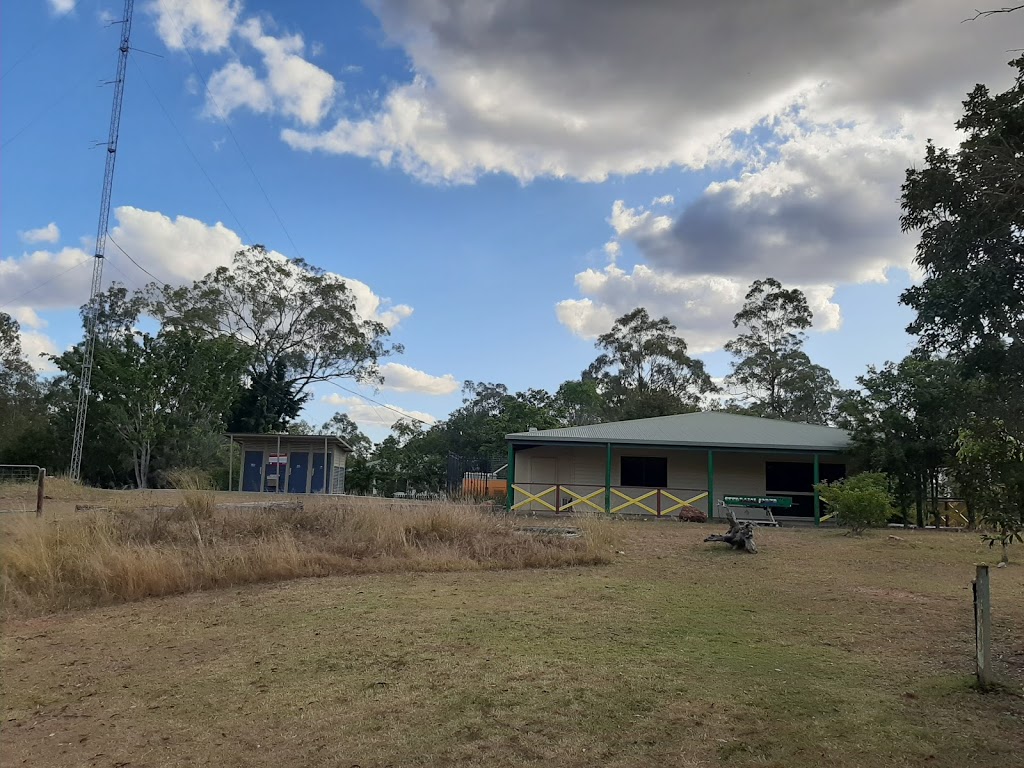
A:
[
  {"xmin": 604, "ymin": 443, "xmax": 613, "ymax": 513},
  {"xmin": 506, "ymin": 443, "xmax": 515, "ymax": 513},
  {"xmin": 707, "ymin": 450, "xmax": 715, "ymax": 519},
  {"xmin": 813, "ymin": 453, "xmax": 821, "ymax": 526}
]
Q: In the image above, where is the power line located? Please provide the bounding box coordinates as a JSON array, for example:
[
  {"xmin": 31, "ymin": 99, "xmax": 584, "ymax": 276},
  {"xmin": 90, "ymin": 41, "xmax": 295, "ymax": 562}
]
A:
[
  {"xmin": 179, "ymin": 45, "xmax": 305, "ymax": 259},
  {"xmin": 104, "ymin": 256, "xmax": 139, "ymax": 291},
  {"xmin": 0, "ymin": 3, "xmax": 75, "ymax": 82},
  {"xmin": 324, "ymin": 379, "xmax": 435, "ymax": 428},
  {"xmin": 0, "ymin": 257, "xmax": 91, "ymax": 311},
  {"xmin": 108, "ymin": 235, "xmax": 168, "ymax": 287},
  {"xmin": 1, "ymin": 67, "xmax": 97, "ymax": 150},
  {"xmin": 128, "ymin": 52, "xmax": 253, "ymax": 243}
]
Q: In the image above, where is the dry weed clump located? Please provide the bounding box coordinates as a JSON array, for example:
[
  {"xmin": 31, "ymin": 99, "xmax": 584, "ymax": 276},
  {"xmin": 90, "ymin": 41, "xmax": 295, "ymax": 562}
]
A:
[{"xmin": 0, "ymin": 497, "xmax": 614, "ymax": 615}]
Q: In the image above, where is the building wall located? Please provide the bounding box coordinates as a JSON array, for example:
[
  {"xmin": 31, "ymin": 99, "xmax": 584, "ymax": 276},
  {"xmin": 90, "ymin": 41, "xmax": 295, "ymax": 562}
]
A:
[
  {"xmin": 512, "ymin": 444, "xmax": 848, "ymax": 515},
  {"xmin": 231, "ymin": 438, "xmax": 349, "ymax": 494}
]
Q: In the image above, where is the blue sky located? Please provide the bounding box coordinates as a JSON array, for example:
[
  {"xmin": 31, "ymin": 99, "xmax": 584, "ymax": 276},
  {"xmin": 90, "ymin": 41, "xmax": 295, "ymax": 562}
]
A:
[{"xmin": 2, "ymin": 0, "xmax": 1017, "ymax": 439}]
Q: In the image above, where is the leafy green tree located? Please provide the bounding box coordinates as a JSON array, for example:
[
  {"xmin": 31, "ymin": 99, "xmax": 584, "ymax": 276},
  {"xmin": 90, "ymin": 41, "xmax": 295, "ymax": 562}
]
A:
[
  {"xmin": 843, "ymin": 355, "xmax": 970, "ymax": 526},
  {"xmin": 157, "ymin": 246, "xmax": 399, "ymax": 430},
  {"xmin": 320, "ymin": 412, "xmax": 374, "ymax": 493},
  {"xmin": 956, "ymin": 422, "xmax": 1024, "ymax": 563},
  {"xmin": 724, "ymin": 278, "xmax": 839, "ymax": 424},
  {"xmin": 0, "ymin": 312, "xmax": 47, "ymax": 463},
  {"xmin": 552, "ymin": 378, "xmax": 606, "ymax": 426},
  {"xmin": 815, "ymin": 472, "xmax": 893, "ymax": 535},
  {"xmin": 900, "ymin": 56, "xmax": 1024, "ymax": 367},
  {"xmin": 229, "ymin": 361, "xmax": 308, "ymax": 433},
  {"xmin": 320, "ymin": 412, "xmax": 372, "ymax": 454},
  {"xmin": 586, "ymin": 308, "xmax": 715, "ymax": 420},
  {"xmin": 53, "ymin": 284, "xmax": 249, "ymax": 488}
]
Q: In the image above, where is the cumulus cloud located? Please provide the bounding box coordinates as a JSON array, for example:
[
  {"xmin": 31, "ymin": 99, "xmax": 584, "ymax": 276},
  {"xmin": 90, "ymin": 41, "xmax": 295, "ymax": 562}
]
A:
[
  {"xmin": 556, "ymin": 264, "xmax": 841, "ymax": 353},
  {"xmin": 233, "ymin": 18, "xmax": 337, "ymax": 125},
  {"xmin": 204, "ymin": 61, "xmax": 273, "ymax": 119},
  {"xmin": 2, "ymin": 207, "xmax": 412, "ymax": 331},
  {"xmin": 18, "ymin": 223, "xmax": 60, "ymax": 244},
  {"xmin": 151, "ymin": 0, "xmax": 240, "ymax": 53},
  {"xmin": 109, "ymin": 207, "xmax": 411, "ymax": 329},
  {"xmin": 379, "ymin": 362, "xmax": 459, "ymax": 395},
  {"xmin": 153, "ymin": 2, "xmax": 337, "ymax": 126},
  {"xmin": 321, "ymin": 393, "xmax": 436, "ymax": 429},
  {"xmin": 20, "ymin": 331, "xmax": 58, "ymax": 373},
  {"xmin": 283, "ymin": 0, "xmax": 1018, "ymax": 183},
  {"xmin": 0, "ymin": 246, "xmax": 91, "ymax": 311},
  {"xmin": 47, "ymin": 0, "xmax": 75, "ymax": 13},
  {"xmin": 9, "ymin": 307, "xmax": 47, "ymax": 329},
  {"xmin": 557, "ymin": 115, "xmax": 921, "ymax": 351},
  {"xmin": 633, "ymin": 122, "xmax": 919, "ymax": 284}
]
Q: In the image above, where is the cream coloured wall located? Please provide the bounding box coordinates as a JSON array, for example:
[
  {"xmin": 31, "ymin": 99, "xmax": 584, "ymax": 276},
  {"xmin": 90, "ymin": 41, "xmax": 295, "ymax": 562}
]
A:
[{"xmin": 512, "ymin": 444, "xmax": 849, "ymax": 515}]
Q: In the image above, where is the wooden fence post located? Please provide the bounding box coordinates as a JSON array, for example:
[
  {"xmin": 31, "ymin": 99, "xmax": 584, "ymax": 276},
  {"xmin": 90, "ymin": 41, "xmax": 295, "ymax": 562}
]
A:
[
  {"xmin": 35, "ymin": 468, "xmax": 46, "ymax": 517},
  {"xmin": 974, "ymin": 564, "xmax": 994, "ymax": 690}
]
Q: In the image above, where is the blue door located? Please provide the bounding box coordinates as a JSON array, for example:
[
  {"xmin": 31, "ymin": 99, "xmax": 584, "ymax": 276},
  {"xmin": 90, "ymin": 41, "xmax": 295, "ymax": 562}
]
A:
[
  {"xmin": 288, "ymin": 452, "xmax": 309, "ymax": 493},
  {"xmin": 242, "ymin": 451, "xmax": 263, "ymax": 492},
  {"xmin": 310, "ymin": 453, "xmax": 325, "ymax": 493}
]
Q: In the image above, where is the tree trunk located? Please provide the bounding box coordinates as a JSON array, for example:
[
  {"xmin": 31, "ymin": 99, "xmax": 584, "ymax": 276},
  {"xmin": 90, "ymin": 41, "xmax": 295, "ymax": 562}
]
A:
[
  {"xmin": 921, "ymin": 475, "xmax": 929, "ymax": 528},
  {"xmin": 704, "ymin": 510, "xmax": 758, "ymax": 554}
]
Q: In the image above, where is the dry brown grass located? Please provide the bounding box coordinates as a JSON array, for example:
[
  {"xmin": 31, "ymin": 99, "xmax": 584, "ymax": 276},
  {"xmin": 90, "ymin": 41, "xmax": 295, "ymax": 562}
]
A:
[
  {"xmin": 0, "ymin": 496, "xmax": 613, "ymax": 616},
  {"xmin": 2, "ymin": 523, "xmax": 1022, "ymax": 768}
]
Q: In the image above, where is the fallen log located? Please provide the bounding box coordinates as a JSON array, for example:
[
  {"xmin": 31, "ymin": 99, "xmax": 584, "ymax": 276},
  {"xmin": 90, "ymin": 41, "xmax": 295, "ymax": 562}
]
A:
[{"xmin": 703, "ymin": 510, "xmax": 758, "ymax": 554}]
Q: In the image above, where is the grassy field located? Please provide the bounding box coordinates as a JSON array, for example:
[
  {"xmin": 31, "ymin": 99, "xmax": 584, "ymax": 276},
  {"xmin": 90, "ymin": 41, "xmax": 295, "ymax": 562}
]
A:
[{"xmin": 2, "ymin": 496, "xmax": 1023, "ymax": 767}]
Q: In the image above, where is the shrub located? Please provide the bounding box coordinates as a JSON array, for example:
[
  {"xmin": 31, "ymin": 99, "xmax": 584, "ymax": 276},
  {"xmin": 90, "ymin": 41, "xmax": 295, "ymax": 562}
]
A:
[{"xmin": 815, "ymin": 472, "xmax": 892, "ymax": 535}]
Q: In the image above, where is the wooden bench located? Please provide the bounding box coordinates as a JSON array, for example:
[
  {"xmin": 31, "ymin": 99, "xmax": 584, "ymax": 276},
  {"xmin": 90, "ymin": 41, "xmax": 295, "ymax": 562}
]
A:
[{"xmin": 720, "ymin": 495, "xmax": 792, "ymax": 527}]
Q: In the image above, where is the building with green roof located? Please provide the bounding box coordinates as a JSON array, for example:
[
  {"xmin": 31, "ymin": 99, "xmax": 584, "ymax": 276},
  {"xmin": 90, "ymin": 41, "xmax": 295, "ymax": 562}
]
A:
[{"xmin": 505, "ymin": 411, "xmax": 851, "ymax": 524}]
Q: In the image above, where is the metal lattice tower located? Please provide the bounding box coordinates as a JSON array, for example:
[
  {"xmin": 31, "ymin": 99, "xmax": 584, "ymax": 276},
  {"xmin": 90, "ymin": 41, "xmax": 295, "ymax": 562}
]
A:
[{"xmin": 70, "ymin": 0, "xmax": 135, "ymax": 481}]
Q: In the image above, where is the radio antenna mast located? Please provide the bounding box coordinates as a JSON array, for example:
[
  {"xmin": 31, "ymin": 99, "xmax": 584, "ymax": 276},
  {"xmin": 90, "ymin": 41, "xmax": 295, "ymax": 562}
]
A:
[{"xmin": 70, "ymin": 0, "xmax": 135, "ymax": 481}]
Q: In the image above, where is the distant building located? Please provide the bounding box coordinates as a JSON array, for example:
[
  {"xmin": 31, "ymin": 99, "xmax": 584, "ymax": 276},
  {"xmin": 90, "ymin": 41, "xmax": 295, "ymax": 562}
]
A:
[
  {"xmin": 226, "ymin": 433, "xmax": 352, "ymax": 494},
  {"xmin": 506, "ymin": 412, "xmax": 850, "ymax": 523}
]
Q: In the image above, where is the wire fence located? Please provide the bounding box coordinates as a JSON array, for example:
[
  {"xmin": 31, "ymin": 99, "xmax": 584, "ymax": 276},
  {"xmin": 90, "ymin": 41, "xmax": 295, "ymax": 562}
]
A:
[
  {"xmin": 0, "ymin": 464, "xmax": 47, "ymax": 516},
  {"xmin": 446, "ymin": 454, "xmax": 508, "ymax": 501}
]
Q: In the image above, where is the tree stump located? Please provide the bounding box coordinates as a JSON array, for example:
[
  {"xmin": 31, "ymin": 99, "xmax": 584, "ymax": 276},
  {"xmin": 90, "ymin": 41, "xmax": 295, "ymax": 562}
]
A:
[{"xmin": 703, "ymin": 510, "xmax": 758, "ymax": 553}]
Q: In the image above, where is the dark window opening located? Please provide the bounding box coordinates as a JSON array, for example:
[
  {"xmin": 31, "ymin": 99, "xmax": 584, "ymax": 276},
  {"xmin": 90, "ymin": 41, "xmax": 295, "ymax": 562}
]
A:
[
  {"xmin": 621, "ymin": 456, "xmax": 668, "ymax": 488},
  {"xmin": 765, "ymin": 461, "xmax": 845, "ymax": 493}
]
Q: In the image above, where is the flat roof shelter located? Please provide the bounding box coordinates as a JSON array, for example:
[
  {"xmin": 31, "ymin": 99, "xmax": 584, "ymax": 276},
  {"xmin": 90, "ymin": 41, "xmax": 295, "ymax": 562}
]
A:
[
  {"xmin": 505, "ymin": 412, "xmax": 851, "ymax": 524},
  {"xmin": 226, "ymin": 433, "xmax": 352, "ymax": 494}
]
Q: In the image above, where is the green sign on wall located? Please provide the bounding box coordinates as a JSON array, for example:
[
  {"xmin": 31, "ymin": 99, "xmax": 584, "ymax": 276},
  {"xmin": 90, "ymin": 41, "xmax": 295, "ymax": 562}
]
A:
[{"xmin": 723, "ymin": 495, "xmax": 793, "ymax": 509}]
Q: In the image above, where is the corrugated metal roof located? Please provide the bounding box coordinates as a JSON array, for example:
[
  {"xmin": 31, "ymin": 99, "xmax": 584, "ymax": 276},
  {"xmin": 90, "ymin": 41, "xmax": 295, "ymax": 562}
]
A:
[
  {"xmin": 506, "ymin": 411, "xmax": 850, "ymax": 452},
  {"xmin": 225, "ymin": 433, "xmax": 353, "ymax": 452}
]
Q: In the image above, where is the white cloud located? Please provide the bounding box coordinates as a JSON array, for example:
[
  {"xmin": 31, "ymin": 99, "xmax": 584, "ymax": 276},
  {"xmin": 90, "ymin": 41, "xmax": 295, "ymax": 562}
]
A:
[
  {"xmin": 556, "ymin": 264, "xmax": 841, "ymax": 353},
  {"xmin": 108, "ymin": 207, "xmax": 411, "ymax": 329},
  {"xmin": 19, "ymin": 330, "xmax": 58, "ymax": 373},
  {"xmin": 9, "ymin": 306, "xmax": 47, "ymax": 329},
  {"xmin": 651, "ymin": 195, "xmax": 674, "ymax": 207},
  {"xmin": 47, "ymin": 0, "xmax": 75, "ymax": 14},
  {"xmin": 0, "ymin": 246, "xmax": 91, "ymax": 311},
  {"xmin": 321, "ymin": 393, "xmax": 436, "ymax": 429},
  {"xmin": 204, "ymin": 61, "xmax": 273, "ymax": 119},
  {"xmin": 235, "ymin": 18, "xmax": 336, "ymax": 125},
  {"xmin": 379, "ymin": 362, "xmax": 459, "ymax": 395},
  {"xmin": 2, "ymin": 207, "xmax": 412, "ymax": 332},
  {"xmin": 556, "ymin": 114, "xmax": 918, "ymax": 352},
  {"xmin": 151, "ymin": 0, "xmax": 339, "ymax": 126},
  {"xmin": 282, "ymin": 0, "xmax": 1019, "ymax": 184},
  {"xmin": 18, "ymin": 223, "xmax": 60, "ymax": 244},
  {"xmin": 151, "ymin": 0, "xmax": 240, "ymax": 54}
]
